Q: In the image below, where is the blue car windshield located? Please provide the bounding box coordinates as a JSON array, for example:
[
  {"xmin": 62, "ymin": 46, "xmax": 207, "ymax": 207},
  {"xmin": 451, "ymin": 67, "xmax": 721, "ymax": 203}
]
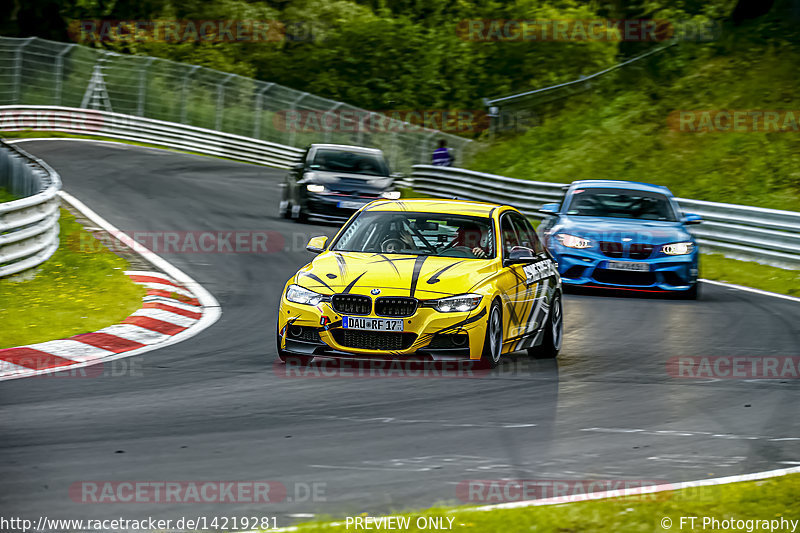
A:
[{"xmin": 565, "ymin": 188, "xmax": 677, "ymax": 222}]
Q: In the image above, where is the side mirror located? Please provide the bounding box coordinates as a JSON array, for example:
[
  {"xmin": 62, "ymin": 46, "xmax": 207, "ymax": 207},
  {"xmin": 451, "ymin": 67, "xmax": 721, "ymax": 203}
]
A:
[
  {"xmin": 683, "ymin": 213, "xmax": 702, "ymax": 225},
  {"xmin": 538, "ymin": 203, "xmax": 560, "ymax": 215},
  {"xmin": 504, "ymin": 247, "xmax": 537, "ymax": 266},
  {"xmin": 306, "ymin": 236, "xmax": 328, "ymax": 253},
  {"xmin": 292, "ymin": 162, "xmax": 305, "ymax": 171}
]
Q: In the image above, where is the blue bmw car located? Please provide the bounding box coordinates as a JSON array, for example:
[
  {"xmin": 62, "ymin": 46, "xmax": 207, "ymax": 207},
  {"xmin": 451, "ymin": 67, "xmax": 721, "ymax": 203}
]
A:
[{"xmin": 538, "ymin": 180, "xmax": 702, "ymax": 298}]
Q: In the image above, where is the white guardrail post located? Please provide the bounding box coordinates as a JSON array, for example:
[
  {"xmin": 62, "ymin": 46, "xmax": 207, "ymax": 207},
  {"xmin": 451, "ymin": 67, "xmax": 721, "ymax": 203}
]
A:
[
  {"xmin": 411, "ymin": 165, "xmax": 800, "ymax": 269},
  {"xmin": 0, "ymin": 139, "xmax": 62, "ymax": 278}
]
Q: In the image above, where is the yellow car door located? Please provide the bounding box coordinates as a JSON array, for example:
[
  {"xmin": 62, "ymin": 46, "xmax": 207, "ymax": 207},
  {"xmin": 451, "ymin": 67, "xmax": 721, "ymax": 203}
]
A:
[{"xmin": 497, "ymin": 211, "xmax": 556, "ymax": 353}]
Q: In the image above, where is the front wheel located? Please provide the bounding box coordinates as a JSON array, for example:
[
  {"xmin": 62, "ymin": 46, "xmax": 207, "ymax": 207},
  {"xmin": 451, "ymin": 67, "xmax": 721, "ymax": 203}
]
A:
[
  {"xmin": 528, "ymin": 292, "xmax": 562, "ymax": 359},
  {"xmin": 479, "ymin": 300, "xmax": 503, "ymax": 368}
]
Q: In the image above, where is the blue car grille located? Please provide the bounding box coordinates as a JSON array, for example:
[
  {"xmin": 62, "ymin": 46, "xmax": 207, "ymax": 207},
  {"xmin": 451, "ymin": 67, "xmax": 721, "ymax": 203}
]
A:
[
  {"xmin": 599, "ymin": 241, "xmax": 624, "ymax": 258},
  {"xmin": 629, "ymin": 243, "xmax": 654, "ymax": 259},
  {"xmin": 599, "ymin": 242, "xmax": 653, "ymax": 260}
]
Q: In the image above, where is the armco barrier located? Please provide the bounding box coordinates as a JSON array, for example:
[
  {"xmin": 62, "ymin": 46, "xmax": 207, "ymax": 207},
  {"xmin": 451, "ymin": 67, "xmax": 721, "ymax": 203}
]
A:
[
  {"xmin": 412, "ymin": 165, "xmax": 800, "ymax": 268},
  {"xmin": 0, "ymin": 140, "xmax": 62, "ymax": 277},
  {"xmin": 0, "ymin": 105, "xmax": 304, "ymax": 169}
]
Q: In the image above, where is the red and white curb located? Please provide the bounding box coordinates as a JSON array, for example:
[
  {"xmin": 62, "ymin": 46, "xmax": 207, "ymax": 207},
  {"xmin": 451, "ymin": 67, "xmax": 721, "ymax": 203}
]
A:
[
  {"xmin": 0, "ymin": 271, "xmax": 207, "ymax": 379},
  {"xmin": 0, "ymin": 189, "xmax": 222, "ymax": 381}
]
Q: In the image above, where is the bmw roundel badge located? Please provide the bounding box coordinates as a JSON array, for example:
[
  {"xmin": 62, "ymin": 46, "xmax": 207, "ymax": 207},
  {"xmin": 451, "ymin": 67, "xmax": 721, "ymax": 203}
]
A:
[{"xmin": 371, "ymin": 288, "xmax": 381, "ymax": 295}]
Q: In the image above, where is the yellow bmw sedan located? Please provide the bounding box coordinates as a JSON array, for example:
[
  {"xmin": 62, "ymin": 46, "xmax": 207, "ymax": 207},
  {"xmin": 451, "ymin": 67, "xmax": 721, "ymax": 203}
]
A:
[{"xmin": 276, "ymin": 199, "xmax": 563, "ymax": 368}]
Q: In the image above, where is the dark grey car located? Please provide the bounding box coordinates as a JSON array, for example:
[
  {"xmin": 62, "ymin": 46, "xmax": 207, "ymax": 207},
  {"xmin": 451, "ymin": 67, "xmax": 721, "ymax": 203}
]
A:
[{"xmin": 279, "ymin": 144, "xmax": 401, "ymax": 223}]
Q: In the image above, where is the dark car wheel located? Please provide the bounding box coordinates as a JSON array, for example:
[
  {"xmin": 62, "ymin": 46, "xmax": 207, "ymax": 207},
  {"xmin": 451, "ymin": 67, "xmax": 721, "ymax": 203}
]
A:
[
  {"xmin": 278, "ymin": 199, "xmax": 291, "ymax": 219},
  {"xmin": 291, "ymin": 203, "xmax": 308, "ymax": 223},
  {"xmin": 479, "ymin": 300, "xmax": 503, "ymax": 368},
  {"xmin": 528, "ymin": 292, "xmax": 562, "ymax": 359}
]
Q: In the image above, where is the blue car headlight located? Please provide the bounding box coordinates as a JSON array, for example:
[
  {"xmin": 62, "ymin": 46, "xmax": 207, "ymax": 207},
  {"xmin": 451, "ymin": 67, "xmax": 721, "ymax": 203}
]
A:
[
  {"xmin": 556, "ymin": 233, "xmax": 592, "ymax": 249},
  {"xmin": 662, "ymin": 242, "xmax": 695, "ymax": 256}
]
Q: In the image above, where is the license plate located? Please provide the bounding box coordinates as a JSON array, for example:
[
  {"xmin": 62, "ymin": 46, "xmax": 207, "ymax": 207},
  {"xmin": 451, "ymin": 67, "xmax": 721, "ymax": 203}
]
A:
[
  {"xmin": 342, "ymin": 316, "xmax": 404, "ymax": 332},
  {"xmin": 607, "ymin": 261, "xmax": 650, "ymax": 272},
  {"xmin": 337, "ymin": 201, "xmax": 363, "ymax": 210}
]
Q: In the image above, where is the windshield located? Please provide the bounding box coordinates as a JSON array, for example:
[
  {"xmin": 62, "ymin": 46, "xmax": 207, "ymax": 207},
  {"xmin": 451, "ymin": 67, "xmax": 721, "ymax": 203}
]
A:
[
  {"xmin": 309, "ymin": 149, "xmax": 389, "ymax": 176},
  {"xmin": 565, "ymin": 188, "xmax": 677, "ymax": 221},
  {"xmin": 332, "ymin": 211, "xmax": 496, "ymax": 259}
]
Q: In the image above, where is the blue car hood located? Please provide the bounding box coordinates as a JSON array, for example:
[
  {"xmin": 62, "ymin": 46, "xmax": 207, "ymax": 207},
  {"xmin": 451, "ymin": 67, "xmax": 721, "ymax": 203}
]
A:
[{"xmin": 551, "ymin": 216, "xmax": 693, "ymax": 245}]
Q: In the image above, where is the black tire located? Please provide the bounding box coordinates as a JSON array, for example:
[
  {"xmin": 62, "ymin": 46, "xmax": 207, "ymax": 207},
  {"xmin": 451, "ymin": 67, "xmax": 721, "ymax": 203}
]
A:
[
  {"xmin": 279, "ymin": 199, "xmax": 291, "ymax": 219},
  {"xmin": 528, "ymin": 292, "xmax": 563, "ymax": 359},
  {"xmin": 291, "ymin": 203, "xmax": 308, "ymax": 223},
  {"xmin": 479, "ymin": 299, "xmax": 503, "ymax": 369}
]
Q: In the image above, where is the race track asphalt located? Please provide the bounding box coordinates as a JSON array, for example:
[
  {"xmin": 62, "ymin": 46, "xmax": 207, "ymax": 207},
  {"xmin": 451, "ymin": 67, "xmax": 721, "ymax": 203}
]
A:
[{"xmin": 1, "ymin": 140, "xmax": 798, "ymax": 525}]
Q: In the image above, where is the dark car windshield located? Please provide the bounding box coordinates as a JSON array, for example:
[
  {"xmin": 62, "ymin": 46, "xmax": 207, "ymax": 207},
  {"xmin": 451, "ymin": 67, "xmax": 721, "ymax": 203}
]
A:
[
  {"xmin": 565, "ymin": 188, "xmax": 678, "ymax": 221},
  {"xmin": 310, "ymin": 149, "xmax": 389, "ymax": 176},
  {"xmin": 332, "ymin": 211, "xmax": 496, "ymax": 259}
]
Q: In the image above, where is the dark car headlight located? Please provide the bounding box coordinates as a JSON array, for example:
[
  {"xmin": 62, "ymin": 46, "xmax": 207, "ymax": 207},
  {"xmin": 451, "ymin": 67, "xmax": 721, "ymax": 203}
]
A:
[
  {"xmin": 662, "ymin": 242, "xmax": 695, "ymax": 255},
  {"xmin": 306, "ymin": 184, "xmax": 327, "ymax": 193}
]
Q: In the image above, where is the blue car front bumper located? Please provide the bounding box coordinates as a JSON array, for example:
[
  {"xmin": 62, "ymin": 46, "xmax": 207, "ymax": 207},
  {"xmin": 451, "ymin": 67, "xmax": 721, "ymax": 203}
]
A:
[{"xmin": 552, "ymin": 246, "xmax": 698, "ymax": 292}]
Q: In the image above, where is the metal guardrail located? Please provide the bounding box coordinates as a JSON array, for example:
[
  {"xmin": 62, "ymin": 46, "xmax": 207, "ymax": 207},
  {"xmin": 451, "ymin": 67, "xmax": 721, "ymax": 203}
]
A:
[
  {"xmin": 0, "ymin": 105, "xmax": 305, "ymax": 169},
  {"xmin": 0, "ymin": 36, "xmax": 473, "ymax": 173},
  {"xmin": 412, "ymin": 165, "xmax": 800, "ymax": 268},
  {"xmin": 0, "ymin": 139, "xmax": 62, "ymax": 277}
]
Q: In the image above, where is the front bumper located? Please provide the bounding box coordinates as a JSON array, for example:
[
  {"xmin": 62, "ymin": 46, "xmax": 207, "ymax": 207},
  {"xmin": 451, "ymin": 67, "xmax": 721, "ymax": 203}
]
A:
[
  {"xmin": 303, "ymin": 193, "xmax": 378, "ymax": 222},
  {"xmin": 552, "ymin": 246, "xmax": 698, "ymax": 292},
  {"xmin": 277, "ymin": 293, "xmax": 488, "ymax": 360}
]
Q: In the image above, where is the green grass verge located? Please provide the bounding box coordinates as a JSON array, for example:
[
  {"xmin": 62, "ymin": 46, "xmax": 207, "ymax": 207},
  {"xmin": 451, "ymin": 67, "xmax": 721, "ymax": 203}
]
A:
[
  {"xmin": 468, "ymin": 25, "xmax": 800, "ymax": 212},
  {"xmin": 291, "ymin": 473, "xmax": 800, "ymax": 532},
  {"xmin": 701, "ymin": 253, "xmax": 800, "ymax": 297},
  {"xmin": 0, "ymin": 208, "xmax": 146, "ymax": 349},
  {"xmin": 0, "ymin": 187, "xmax": 17, "ymax": 203}
]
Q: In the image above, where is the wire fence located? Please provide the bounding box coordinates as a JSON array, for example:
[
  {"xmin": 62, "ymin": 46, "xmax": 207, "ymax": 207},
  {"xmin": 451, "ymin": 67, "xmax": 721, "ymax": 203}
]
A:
[
  {"xmin": 482, "ymin": 43, "xmax": 678, "ymax": 136},
  {"xmin": 0, "ymin": 36, "xmax": 473, "ymax": 172}
]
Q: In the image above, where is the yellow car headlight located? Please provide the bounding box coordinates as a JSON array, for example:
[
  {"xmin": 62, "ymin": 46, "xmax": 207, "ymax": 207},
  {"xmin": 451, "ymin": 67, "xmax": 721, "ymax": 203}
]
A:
[
  {"xmin": 425, "ymin": 294, "xmax": 482, "ymax": 313},
  {"xmin": 286, "ymin": 284, "xmax": 325, "ymax": 305}
]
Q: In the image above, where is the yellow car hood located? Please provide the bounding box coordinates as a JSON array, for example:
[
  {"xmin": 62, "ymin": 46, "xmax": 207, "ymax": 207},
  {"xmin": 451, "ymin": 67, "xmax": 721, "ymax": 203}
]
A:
[{"xmin": 294, "ymin": 251, "xmax": 497, "ymax": 298}]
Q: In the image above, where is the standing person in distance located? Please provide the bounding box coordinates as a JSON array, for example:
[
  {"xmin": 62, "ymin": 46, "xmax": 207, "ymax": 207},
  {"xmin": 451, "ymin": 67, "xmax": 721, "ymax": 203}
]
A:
[{"xmin": 432, "ymin": 139, "xmax": 454, "ymax": 166}]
